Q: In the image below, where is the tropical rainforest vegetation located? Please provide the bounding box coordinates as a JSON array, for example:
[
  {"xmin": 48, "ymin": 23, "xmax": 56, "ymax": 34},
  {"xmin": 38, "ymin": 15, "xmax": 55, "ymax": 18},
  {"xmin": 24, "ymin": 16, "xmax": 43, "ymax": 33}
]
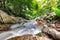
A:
[{"xmin": 0, "ymin": 0, "xmax": 60, "ymax": 19}]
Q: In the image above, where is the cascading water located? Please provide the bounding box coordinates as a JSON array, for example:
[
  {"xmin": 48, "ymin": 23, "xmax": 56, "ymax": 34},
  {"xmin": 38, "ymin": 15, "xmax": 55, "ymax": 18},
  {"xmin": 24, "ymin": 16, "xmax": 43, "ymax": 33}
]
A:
[
  {"xmin": 0, "ymin": 20, "xmax": 42, "ymax": 40},
  {"xmin": 10, "ymin": 20, "xmax": 42, "ymax": 35}
]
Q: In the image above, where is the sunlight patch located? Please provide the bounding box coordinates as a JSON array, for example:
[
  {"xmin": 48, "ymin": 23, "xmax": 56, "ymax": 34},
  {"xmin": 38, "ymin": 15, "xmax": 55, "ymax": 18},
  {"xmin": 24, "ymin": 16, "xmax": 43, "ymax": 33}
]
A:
[{"xmin": 36, "ymin": 0, "xmax": 41, "ymax": 2}]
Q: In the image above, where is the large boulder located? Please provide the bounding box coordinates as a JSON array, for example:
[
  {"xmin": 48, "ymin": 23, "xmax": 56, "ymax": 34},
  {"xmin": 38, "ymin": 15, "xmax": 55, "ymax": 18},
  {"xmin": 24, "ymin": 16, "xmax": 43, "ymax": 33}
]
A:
[
  {"xmin": 0, "ymin": 10, "xmax": 26, "ymax": 23},
  {"xmin": 0, "ymin": 10, "xmax": 27, "ymax": 31},
  {"xmin": 8, "ymin": 34, "xmax": 52, "ymax": 40}
]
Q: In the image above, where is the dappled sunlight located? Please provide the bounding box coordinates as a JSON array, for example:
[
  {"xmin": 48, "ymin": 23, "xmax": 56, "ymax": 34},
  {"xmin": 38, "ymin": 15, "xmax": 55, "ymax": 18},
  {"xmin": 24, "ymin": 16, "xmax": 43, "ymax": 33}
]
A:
[{"xmin": 36, "ymin": 0, "xmax": 41, "ymax": 2}]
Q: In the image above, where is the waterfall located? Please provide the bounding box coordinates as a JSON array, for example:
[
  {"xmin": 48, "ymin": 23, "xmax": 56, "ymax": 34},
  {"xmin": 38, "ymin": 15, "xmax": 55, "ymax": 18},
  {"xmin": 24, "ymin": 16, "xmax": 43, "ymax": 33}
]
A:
[{"xmin": 0, "ymin": 20, "xmax": 42, "ymax": 40}]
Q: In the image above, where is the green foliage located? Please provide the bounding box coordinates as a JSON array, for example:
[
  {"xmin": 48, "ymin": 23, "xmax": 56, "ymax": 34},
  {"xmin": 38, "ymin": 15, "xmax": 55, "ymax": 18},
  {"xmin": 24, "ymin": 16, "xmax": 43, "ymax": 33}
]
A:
[
  {"xmin": 52, "ymin": 7, "xmax": 60, "ymax": 17},
  {"xmin": 57, "ymin": 0, "xmax": 60, "ymax": 9},
  {"xmin": 0, "ymin": 0, "xmax": 58, "ymax": 19},
  {"xmin": 52, "ymin": 0, "xmax": 60, "ymax": 18},
  {"xmin": 47, "ymin": 17, "xmax": 54, "ymax": 23}
]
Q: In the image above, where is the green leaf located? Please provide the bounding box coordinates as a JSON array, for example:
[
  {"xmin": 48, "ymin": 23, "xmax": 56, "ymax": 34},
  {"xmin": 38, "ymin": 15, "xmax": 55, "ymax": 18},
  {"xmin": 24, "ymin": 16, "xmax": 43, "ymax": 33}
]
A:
[{"xmin": 52, "ymin": 7, "xmax": 60, "ymax": 17}]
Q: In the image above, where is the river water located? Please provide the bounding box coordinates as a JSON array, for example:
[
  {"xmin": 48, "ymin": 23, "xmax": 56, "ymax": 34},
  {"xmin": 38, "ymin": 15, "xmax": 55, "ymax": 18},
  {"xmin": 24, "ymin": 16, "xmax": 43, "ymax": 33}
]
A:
[{"xmin": 0, "ymin": 20, "xmax": 42, "ymax": 40}]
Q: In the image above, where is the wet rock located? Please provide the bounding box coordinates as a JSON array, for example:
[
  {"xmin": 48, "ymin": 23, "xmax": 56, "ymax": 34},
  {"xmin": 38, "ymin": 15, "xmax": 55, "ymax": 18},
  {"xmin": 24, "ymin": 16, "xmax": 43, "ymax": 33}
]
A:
[
  {"xmin": 0, "ymin": 10, "xmax": 14, "ymax": 23},
  {"xmin": 8, "ymin": 34, "xmax": 52, "ymax": 40},
  {"xmin": 36, "ymin": 33, "xmax": 48, "ymax": 37},
  {"xmin": 35, "ymin": 17, "xmax": 47, "ymax": 29},
  {"xmin": 49, "ymin": 20, "xmax": 60, "ymax": 31},
  {"xmin": 0, "ymin": 24, "xmax": 10, "ymax": 31},
  {"xmin": 0, "ymin": 10, "xmax": 26, "ymax": 23},
  {"xmin": 45, "ymin": 12, "xmax": 56, "ymax": 19},
  {"xmin": 55, "ymin": 20, "xmax": 60, "ymax": 28},
  {"xmin": 48, "ymin": 29, "xmax": 60, "ymax": 40},
  {"xmin": 39, "ymin": 37, "xmax": 52, "ymax": 40},
  {"xmin": 48, "ymin": 24, "xmax": 56, "ymax": 28},
  {"xmin": 10, "ymin": 16, "xmax": 27, "ymax": 23},
  {"xmin": 42, "ymin": 27, "xmax": 60, "ymax": 40}
]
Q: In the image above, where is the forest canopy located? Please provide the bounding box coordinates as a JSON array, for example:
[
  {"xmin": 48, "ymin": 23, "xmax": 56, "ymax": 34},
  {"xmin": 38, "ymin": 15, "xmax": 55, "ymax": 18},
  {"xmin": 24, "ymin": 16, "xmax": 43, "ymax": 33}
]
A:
[{"xmin": 0, "ymin": 0, "xmax": 60, "ymax": 19}]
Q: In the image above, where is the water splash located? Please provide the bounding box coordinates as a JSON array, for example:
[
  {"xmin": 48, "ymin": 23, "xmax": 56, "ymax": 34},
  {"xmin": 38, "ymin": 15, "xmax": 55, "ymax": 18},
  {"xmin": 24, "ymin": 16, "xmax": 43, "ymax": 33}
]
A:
[
  {"xmin": 0, "ymin": 20, "xmax": 42, "ymax": 40},
  {"xmin": 10, "ymin": 20, "xmax": 42, "ymax": 35}
]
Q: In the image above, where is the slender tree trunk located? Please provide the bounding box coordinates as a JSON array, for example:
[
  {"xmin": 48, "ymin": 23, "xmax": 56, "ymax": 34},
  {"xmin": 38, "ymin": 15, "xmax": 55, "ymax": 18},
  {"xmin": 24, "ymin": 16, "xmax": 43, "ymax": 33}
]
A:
[
  {"xmin": 3, "ymin": 0, "xmax": 5, "ymax": 8},
  {"xmin": 0, "ymin": 0, "xmax": 2, "ymax": 8}
]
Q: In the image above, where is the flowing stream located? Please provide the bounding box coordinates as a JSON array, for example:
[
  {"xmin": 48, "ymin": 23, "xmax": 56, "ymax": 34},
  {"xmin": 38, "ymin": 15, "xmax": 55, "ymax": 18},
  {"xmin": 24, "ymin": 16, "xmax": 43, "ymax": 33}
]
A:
[{"xmin": 0, "ymin": 20, "xmax": 42, "ymax": 40}]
